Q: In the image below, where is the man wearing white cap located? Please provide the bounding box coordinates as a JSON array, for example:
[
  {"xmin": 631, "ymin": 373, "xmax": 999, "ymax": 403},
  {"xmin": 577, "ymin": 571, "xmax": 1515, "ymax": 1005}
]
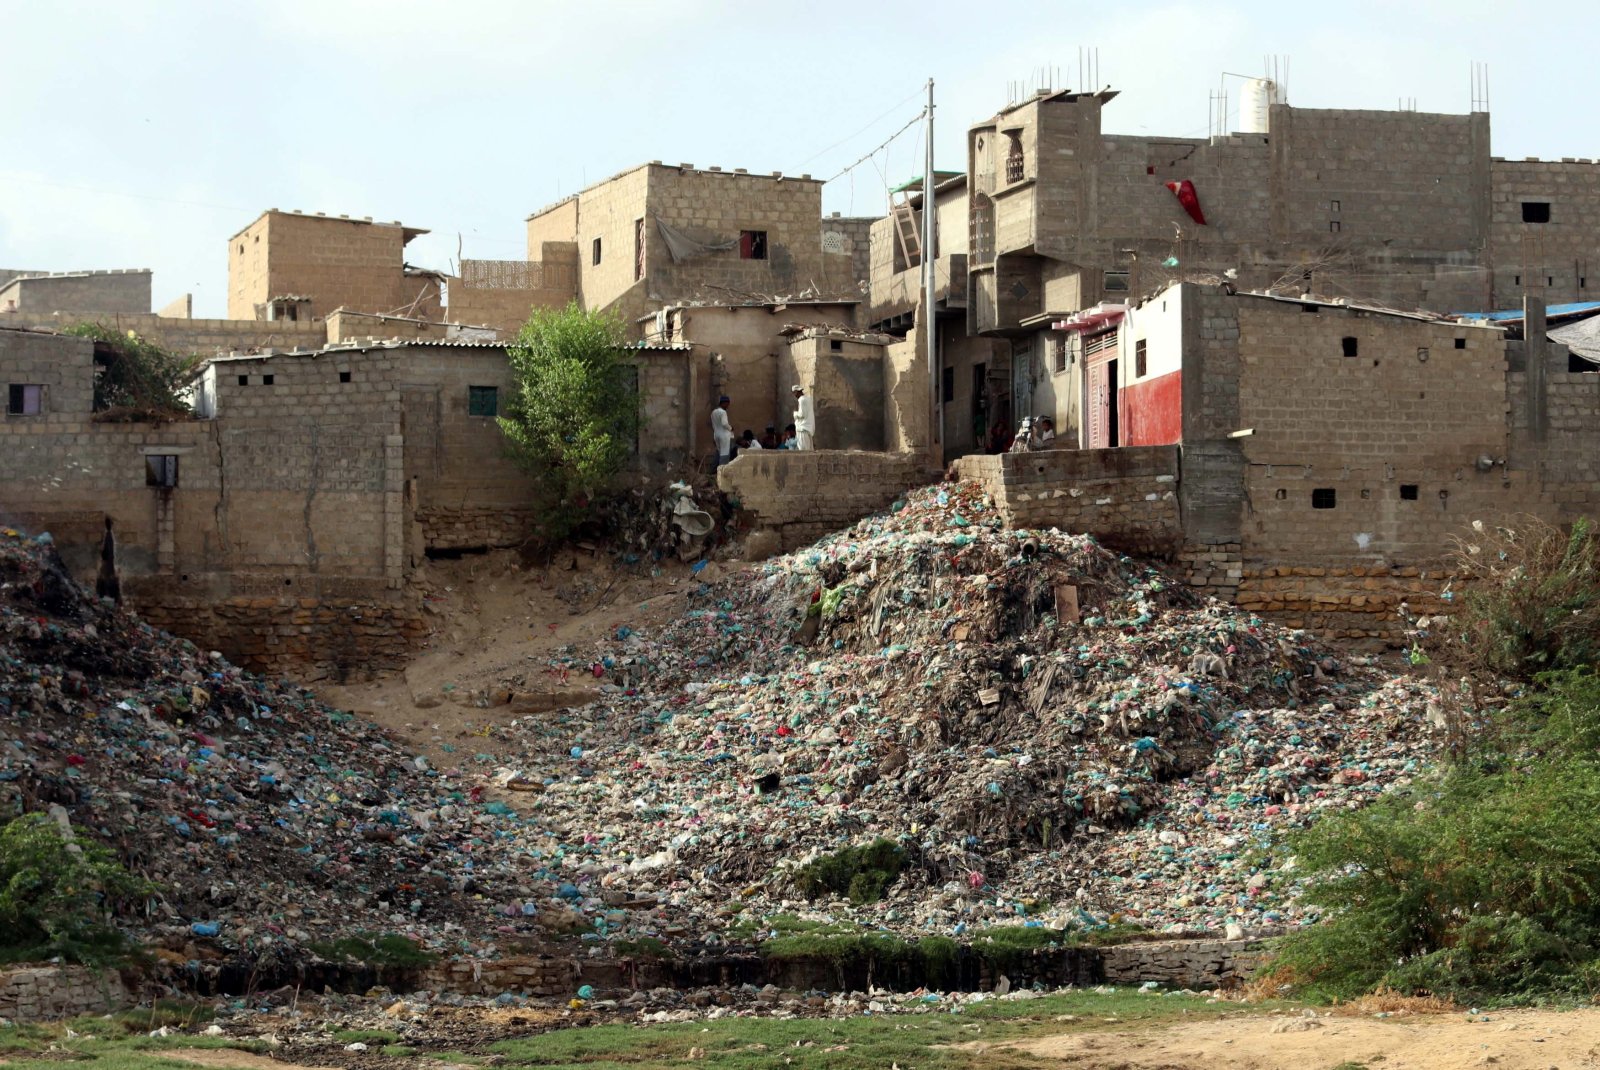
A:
[{"xmin": 790, "ymin": 384, "xmax": 814, "ymax": 451}]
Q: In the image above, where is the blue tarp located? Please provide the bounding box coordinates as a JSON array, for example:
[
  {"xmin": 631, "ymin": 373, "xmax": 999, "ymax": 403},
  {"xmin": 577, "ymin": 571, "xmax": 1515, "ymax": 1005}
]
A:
[{"xmin": 1456, "ymin": 301, "xmax": 1600, "ymax": 322}]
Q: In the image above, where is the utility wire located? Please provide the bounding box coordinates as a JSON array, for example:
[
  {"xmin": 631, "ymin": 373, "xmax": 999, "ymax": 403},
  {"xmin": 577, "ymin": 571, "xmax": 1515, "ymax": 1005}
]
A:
[
  {"xmin": 823, "ymin": 109, "xmax": 927, "ymax": 184},
  {"xmin": 791, "ymin": 85, "xmax": 929, "ymax": 171}
]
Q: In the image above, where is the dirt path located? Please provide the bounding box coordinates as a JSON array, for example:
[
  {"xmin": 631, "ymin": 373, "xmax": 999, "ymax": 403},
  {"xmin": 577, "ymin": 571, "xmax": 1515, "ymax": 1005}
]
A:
[
  {"xmin": 1000, "ymin": 1007, "xmax": 1600, "ymax": 1070},
  {"xmin": 314, "ymin": 549, "xmax": 712, "ymax": 768}
]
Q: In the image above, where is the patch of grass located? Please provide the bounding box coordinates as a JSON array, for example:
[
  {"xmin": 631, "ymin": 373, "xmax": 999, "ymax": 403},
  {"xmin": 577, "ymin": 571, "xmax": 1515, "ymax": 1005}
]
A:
[
  {"xmin": 333, "ymin": 1028, "xmax": 401, "ymax": 1044},
  {"xmin": 791, "ymin": 839, "xmax": 907, "ymax": 905},
  {"xmin": 308, "ymin": 932, "xmax": 436, "ymax": 969},
  {"xmin": 610, "ymin": 936, "xmax": 668, "ymax": 959},
  {"xmin": 486, "ymin": 989, "xmax": 1284, "ymax": 1070},
  {"xmin": 382, "ymin": 1044, "xmax": 418, "ymax": 1057}
]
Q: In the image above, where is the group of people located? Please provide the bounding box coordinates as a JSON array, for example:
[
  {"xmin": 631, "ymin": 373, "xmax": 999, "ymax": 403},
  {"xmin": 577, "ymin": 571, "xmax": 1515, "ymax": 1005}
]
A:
[
  {"xmin": 712, "ymin": 385, "xmax": 815, "ymax": 468},
  {"xmin": 987, "ymin": 415, "xmax": 1058, "ymax": 454}
]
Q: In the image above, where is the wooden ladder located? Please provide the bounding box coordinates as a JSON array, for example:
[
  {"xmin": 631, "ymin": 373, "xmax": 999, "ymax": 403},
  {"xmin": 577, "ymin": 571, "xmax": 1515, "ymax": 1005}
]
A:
[{"xmin": 891, "ymin": 193, "xmax": 922, "ymax": 271}]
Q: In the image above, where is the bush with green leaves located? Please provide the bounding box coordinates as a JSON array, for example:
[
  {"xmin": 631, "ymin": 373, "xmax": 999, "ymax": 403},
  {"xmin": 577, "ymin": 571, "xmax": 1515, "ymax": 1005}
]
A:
[
  {"xmin": 498, "ymin": 303, "xmax": 641, "ymax": 544},
  {"xmin": 63, "ymin": 323, "xmax": 195, "ymax": 420},
  {"xmin": 0, "ymin": 813, "xmax": 152, "ymax": 964},
  {"xmin": 791, "ymin": 839, "xmax": 908, "ymax": 905},
  {"xmin": 1271, "ymin": 669, "xmax": 1600, "ymax": 1004}
]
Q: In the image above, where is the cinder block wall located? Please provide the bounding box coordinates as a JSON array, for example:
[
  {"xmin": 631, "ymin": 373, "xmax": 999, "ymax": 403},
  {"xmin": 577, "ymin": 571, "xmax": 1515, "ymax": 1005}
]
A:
[
  {"xmin": 952, "ymin": 446, "xmax": 1183, "ymax": 557},
  {"xmin": 0, "ymin": 270, "xmax": 151, "ymax": 315},
  {"xmin": 718, "ymin": 451, "xmax": 936, "ymax": 550}
]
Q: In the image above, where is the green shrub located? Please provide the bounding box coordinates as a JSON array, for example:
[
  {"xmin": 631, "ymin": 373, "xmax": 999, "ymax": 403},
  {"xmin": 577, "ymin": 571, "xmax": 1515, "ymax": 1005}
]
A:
[
  {"xmin": 791, "ymin": 839, "xmax": 907, "ymax": 904},
  {"xmin": 1433, "ymin": 516, "xmax": 1600, "ymax": 682},
  {"xmin": 1272, "ymin": 671, "xmax": 1600, "ymax": 1003},
  {"xmin": 308, "ymin": 932, "xmax": 436, "ymax": 969},
  {"xmin": 63, "ymin": 324, "xmax": 195, "ymax": 419},
  {"xmin": 0, "ymin": 813, "xmax": 152, "ymax": 965}
]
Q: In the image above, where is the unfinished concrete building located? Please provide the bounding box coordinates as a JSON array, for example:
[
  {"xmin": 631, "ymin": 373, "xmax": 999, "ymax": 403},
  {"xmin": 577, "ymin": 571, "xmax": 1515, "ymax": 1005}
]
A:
[
  {"xmin": 524, "ymin": 164, "xmax": 870, "ymax": 330},
  {"xmin": 227, "ymin": 210, "xmax": 444, "ymax": 323}
]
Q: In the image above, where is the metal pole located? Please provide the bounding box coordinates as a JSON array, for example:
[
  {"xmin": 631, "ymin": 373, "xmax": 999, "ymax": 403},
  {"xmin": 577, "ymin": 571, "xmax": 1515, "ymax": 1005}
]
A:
[{"xmin": 923, "ymin": 77, "xmax": 941, "ymax": 469}]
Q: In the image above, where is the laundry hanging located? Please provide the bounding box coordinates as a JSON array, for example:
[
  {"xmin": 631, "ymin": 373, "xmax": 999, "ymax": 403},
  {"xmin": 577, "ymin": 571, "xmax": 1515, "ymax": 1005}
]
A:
[{"xmin": 1164, "ymin": 180, "xmax": 1207, "ymax": 226}]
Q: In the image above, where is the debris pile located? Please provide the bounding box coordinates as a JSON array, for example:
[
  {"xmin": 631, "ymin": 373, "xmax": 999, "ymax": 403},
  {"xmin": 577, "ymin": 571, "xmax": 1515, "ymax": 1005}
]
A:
[
  {"xmin": 0, "ymin": 475, "xmax": 1441, "ymax": 967},
  {"xmin": 496, "ymin": 482, "xmax": 1439, "ymax": 939},
  {"xmin": 0, "ymin": 527, "xmax": 529, "ymax": 961}
]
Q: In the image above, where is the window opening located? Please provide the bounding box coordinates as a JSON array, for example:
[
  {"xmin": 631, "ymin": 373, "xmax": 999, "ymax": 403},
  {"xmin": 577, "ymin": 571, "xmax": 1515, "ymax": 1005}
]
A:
[
  {"xmin": 634, "ymin": 218, "xmax": 645, "ymax": 281},
  {"xmin": 1515, "ymin": 274, "xmax": 1522, "ymax": 285},
  {"xmin": 146, "ymin": 455, "xmax": 179, "ymax": 488},
  {"xmin": 1103, "ymin": 270, "xmax": 1130, "ymax": 293},
  {"xmin": 339, "ymin": 370, "xmax": 352, "ymax": 383},
  {"xmin": 1454, "ymin": 338, "xmax": 1466, "ymax": 350},
  {"xmin": 592, "ymin": 237, "xmax": 602, "ymax": 265},
  {"xmin": 1329, "ymin": 220, "xmax": 1341, "ymax": 233},
  {"xmin": 468, "ymin": 385, "xmax": 499, "ymax": 417},
  {"xmin": 1054, "ymin": 336, "xmax": 1068, "ymax": 374},
  {"xmin": 1135, "ymin": 339, "xmax": 1148, "ymax": 378},
  {"xmin": 237, "ymin": 374, "xmax": 249, "ymax": 386},
  {"xmin": 941, "ymin": 366, "xmax": 954, "ymax": 404},
  {"xmin": 1005, "ymin": 131, "xmax": 1024, "ymax": 184},
  {"xmin": 1312, "ymin": 488, "xmax": 1337, "ymax": 509},
  {"xmin": 829, "ymin": 339, "xmax": 843, "ymax": 351},
  {"xmin": 739, "ymin": 230, "xmax": 768, "ymax": 260},
  {"xmin": 1330, "ymin": 199, "xmax": 1341, "ymax": 212},
  {"xmin": 7, "ymin": 384, "xmax": 42, "ymax": 415},
  {"xmin": 1341, "ymin": 336, "xmax": 1359, "ymax": 357},
  {"xmin": 1400, "ymin": 484, "xmax": 1419, "ymax": 500},
  {"xmin": 262, "ymin": 374, "xmax": 275, "ymax": 385},
  {"xmin": 1522, "ymin": 201, "xmax": 1551, "ymax": 223}
]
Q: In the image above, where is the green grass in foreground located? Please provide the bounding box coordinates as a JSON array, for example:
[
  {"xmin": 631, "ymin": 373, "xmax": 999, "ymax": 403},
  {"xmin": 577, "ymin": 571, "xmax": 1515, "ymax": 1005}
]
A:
[
  {"xmin": 489, "ymin": 989, "xmax": 1278, "ymax": 1070},
  {"xmin": 0, "ymin": 989, "xmax": 1282, "ymax": 1070}
]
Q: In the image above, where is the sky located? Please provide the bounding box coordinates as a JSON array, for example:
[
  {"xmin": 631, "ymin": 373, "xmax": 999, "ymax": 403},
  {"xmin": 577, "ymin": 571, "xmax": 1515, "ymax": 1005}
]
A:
[{"xmin": 3, "ymin": 0, "xmax": 1597, "ymax": 318}]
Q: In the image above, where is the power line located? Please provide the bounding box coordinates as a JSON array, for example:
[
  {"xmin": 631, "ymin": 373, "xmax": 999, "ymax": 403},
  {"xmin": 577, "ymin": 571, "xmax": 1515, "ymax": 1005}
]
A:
[
  {"xmin": 791, "ymin": 85, "xmax": 928, "ymax": 172},
  {"xmin": 822, "ymin": 108, "xmax": 927, "ymax": 184}
]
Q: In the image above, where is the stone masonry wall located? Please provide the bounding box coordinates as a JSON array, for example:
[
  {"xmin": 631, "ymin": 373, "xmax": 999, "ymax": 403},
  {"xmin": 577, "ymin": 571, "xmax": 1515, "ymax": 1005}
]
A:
[
  {"xmin": 1099, "ymin": 938, "xmax": 1271, "ymax": 989},
  {"xmin": 953, "ymin": 447, "xmax": 1183, "ymax": 558},
  {"xmin": 718, "ymin": 451, "xmax": 936, "ymax": 551},
  {"xmin": 0, "ymin": 966, "xmax": 132, "ymax": 1022}
]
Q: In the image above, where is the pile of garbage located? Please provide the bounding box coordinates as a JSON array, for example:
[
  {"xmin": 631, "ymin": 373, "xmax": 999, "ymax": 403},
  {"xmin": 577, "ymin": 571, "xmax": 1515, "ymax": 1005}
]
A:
[
  {"xmin": 0, "ymin": 474, "xmax": 1442, "ymax": 966},
  {"xmin": 0, "ymin": 527, "xmax": 532, "ymax": 961},
  {"xmin": 494, "ymin": 481, "xmax": 1440, "ymax": 939}
]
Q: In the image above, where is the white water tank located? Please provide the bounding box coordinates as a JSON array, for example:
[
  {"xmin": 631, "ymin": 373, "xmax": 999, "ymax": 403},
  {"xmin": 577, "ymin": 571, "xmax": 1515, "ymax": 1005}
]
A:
[{"xmin": 1239, "ymin": 78, "xmax": 1279, "ymax": 134}]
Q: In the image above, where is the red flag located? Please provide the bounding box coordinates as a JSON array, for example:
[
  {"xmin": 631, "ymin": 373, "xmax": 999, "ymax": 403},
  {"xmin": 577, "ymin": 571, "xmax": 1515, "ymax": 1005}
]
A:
[{"xmin": 1164, "ymin": 180, "xmax": 1207, "ymax": 225}]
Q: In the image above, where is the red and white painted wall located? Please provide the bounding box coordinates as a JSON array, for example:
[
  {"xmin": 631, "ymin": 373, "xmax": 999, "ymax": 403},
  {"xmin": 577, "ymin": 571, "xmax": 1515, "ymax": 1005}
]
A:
[{"xmin": 1116, "ymin": 285, "xmax": 1185, "ymax": 447}]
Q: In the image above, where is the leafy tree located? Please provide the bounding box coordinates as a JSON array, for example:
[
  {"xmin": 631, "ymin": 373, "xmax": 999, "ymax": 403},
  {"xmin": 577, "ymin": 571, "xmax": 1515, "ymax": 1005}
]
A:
[
  {"xmin": 0, "ymin": 813, "xmax": 153, "ymax": 964},
  {"xmin": 63, "ymin": 323, "xmax": 195, "ymax": 419},
  {"xmin": 498, "ymin": 303, "xmax": 641, "ymax": 543}
]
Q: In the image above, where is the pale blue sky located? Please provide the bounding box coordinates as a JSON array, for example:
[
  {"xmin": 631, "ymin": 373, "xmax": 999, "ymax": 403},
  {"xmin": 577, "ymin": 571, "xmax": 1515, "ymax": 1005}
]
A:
[{"xmin": 2, "ymin": 0, "xmax": 1595, "ymax": 318}]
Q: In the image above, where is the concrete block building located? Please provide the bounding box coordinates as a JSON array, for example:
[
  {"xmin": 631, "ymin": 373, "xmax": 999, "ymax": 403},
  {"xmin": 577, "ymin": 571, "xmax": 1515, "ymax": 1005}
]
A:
[
  {"xmin": 0, "ymin": 269, "xmax": 152, "ymax": 316},
  {"xmin": 524, "ymin": 163, "xmax": 870, "ymax": 332},
  {"xmin": 0, "ymin": 326, "xmax": 693, "ymax": 677},
  {"xmin": 227, "ymin": 210, "xmax": 444, "ymax": 323}
]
